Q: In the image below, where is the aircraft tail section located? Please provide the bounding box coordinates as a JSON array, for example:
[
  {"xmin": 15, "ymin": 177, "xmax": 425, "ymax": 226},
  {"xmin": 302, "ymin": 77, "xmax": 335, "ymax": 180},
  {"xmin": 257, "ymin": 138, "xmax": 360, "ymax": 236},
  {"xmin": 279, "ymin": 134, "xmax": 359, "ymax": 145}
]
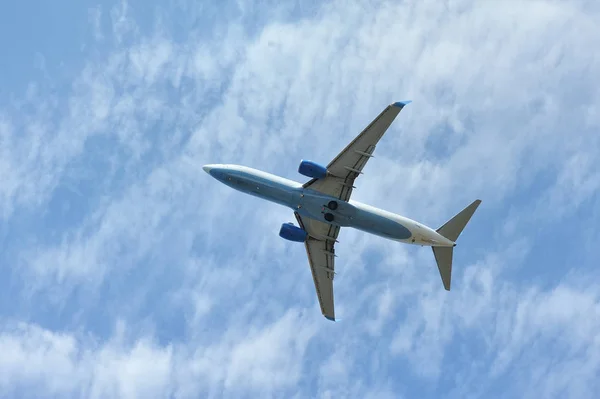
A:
[{"xmin": 432, "ymin": 199, "xmax": 482, "ymax": 291}]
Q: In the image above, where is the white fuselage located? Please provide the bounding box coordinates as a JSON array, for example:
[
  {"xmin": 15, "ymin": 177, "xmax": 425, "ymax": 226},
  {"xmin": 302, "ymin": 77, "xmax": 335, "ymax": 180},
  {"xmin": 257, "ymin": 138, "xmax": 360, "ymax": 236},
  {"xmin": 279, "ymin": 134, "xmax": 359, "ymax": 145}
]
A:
[{"xmin": 203, "ymin": 164, "xmax": 455, "ymax": 247}]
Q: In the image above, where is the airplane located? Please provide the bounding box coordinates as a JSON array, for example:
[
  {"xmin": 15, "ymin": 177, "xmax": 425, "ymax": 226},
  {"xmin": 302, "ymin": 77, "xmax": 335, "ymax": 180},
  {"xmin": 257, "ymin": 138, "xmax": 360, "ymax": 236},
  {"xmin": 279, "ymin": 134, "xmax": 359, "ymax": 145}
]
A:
[{"xmin": 203, "ymin": 101, "xmax": 481, "ymax": 321}]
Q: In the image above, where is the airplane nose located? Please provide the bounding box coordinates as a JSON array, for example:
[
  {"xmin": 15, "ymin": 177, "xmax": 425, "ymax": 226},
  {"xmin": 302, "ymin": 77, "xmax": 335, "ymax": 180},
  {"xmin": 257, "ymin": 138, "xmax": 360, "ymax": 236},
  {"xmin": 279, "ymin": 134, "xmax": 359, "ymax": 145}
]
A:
[{"xmin": 203, "ymin": 165, "xmax": 214, "ymax": 174}]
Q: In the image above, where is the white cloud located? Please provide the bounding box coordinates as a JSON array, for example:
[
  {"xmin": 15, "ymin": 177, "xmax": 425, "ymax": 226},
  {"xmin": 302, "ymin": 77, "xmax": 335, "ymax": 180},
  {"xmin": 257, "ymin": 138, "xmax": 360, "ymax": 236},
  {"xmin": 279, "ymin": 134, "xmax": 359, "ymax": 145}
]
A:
[
  {"xmin": 0, "ymin": 311, "xmax": 318, "ymax": 398},
  {"xmin": 0, "ymin": 321, "xmax": 174, "ymax": 398}
]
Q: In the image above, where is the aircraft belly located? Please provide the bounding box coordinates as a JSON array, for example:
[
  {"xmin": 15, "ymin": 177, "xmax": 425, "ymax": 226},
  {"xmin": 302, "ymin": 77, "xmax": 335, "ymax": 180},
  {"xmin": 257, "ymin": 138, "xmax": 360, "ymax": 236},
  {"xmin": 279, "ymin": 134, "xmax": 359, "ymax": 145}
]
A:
[
  {"xmin": 231, "ymin": 176, "xmax": 296, "ymax": 207},
  {"xmin": 259, "ymin": 185, "xmax": 292, "ymax": 205},
  {"xmin": 297, "ymin": 190, "xmax": 355, "ymax": 226},
  {"xmin": 349, "ymin": 208, "xmax": 413, "ymax": 240}
]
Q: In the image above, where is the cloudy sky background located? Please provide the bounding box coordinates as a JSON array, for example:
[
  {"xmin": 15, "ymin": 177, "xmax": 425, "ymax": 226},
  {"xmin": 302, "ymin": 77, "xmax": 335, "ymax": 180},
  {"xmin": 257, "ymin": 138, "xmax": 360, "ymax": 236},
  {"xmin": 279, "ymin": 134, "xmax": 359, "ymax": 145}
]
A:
[{"xmin": 1, "ymin": 0, "xmax": 599, "ymax": 397}]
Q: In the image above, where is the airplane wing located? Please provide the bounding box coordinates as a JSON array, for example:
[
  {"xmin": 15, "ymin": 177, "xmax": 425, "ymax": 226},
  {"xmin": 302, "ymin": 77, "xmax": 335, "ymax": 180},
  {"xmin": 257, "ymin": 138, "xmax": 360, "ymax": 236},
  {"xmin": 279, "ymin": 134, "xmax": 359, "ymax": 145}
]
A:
[
  {"xmin": 294, "ymin": 211, "xmax": 339, "ymax": 321},
  {"xmin": 303, "ymin": 101, "xmax": 411, "ymax": 201}
]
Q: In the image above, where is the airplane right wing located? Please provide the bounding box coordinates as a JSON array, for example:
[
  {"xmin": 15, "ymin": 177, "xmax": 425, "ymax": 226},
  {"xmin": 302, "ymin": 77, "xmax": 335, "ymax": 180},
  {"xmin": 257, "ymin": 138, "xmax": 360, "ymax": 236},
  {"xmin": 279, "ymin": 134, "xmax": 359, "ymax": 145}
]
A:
[{"xmin": 294, "ymin": 211, "xmax": 340, "ymax": 321}]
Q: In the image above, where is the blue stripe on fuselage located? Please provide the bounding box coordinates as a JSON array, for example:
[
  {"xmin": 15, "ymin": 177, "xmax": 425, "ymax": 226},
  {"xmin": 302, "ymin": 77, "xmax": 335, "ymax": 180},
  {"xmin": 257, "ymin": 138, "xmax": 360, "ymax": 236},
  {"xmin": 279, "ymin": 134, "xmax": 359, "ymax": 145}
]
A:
[{"xmin": 208, "ymin": 168, "xmax": 412, "ymax": 241}]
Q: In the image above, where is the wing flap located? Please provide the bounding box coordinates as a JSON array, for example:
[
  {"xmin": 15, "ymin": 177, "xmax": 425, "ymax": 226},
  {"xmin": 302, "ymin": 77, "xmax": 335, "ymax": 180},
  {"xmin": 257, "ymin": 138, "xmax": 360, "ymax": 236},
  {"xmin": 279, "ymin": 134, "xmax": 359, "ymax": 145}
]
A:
[{"xmin": 305, "ymin": 237, "xmax": 336, "ymax": 320}]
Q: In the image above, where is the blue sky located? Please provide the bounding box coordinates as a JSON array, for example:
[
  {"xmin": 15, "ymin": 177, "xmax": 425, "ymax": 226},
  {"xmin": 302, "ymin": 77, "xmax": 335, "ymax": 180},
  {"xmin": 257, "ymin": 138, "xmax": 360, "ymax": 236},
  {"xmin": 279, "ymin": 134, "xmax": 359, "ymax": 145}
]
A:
[{"xmin": 1, "ymin": 0, "xmax": 599, "ymax": 397}]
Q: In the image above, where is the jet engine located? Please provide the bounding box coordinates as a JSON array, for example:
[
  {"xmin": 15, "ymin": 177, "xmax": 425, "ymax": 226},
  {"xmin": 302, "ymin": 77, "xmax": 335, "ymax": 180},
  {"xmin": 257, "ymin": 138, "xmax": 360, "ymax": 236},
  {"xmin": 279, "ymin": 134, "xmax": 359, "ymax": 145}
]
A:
[
  {"xmin": 279, "ymin": 222, "xmax": 307, "ymax": 242},
  {"xmin": 298, "ymin": 160, "xmax": 327, "ymax": 179}
]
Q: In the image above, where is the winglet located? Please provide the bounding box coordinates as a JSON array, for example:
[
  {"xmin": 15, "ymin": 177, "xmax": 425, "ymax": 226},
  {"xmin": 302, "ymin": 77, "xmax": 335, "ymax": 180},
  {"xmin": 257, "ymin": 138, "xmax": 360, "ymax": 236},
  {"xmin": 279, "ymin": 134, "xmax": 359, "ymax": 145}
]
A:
[
  {"xmin": 324, "ymin": 315, "xmax": 336, "ymax": 322},
  {"xmin": 393, "ymin": 100, "xmax": 412, "ymax": 107}
]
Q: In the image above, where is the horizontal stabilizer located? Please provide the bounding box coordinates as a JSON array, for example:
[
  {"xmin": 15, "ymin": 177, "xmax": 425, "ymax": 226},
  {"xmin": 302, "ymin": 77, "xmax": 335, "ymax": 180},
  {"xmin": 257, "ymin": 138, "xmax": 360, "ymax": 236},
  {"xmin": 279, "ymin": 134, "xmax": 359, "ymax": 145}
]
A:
[
  {"xmin": 436, "ymin": 199, "xmax": 481, "ymax": 243},
  {"xmin": 432, "ymin": 247, "xmax": 453, "ymax": 290}
]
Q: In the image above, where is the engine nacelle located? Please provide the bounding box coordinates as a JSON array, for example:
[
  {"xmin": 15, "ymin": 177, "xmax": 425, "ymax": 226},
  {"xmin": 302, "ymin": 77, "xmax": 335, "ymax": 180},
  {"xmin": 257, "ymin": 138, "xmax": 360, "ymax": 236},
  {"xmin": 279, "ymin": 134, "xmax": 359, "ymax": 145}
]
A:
[
  {"xmin": 298, "ymin": 160, "xmax": 328, "ymax": 179},
  {"xmin": 279, "ymin": 222, "xmax": 307, "ymax": 242}
]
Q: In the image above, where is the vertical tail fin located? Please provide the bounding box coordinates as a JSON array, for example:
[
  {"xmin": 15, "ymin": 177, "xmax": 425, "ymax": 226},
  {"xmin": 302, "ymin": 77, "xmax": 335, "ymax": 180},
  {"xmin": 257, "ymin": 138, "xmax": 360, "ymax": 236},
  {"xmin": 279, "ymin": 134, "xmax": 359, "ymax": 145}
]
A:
[{"xmin": 432, "ymin": 199, "xmax": 482, "ymax": 291}]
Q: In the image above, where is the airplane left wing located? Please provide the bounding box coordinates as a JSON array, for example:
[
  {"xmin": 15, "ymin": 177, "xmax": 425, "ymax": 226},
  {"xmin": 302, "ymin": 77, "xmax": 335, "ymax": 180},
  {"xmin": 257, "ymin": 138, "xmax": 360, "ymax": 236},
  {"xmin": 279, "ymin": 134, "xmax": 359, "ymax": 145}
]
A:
[
  {"xmin": 294, "ymin": 211, "xmax": 339, "ymax": 321},
  {"xmin": 303, "ymin": 101, "xmax": 411, "ymax": 201}
]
